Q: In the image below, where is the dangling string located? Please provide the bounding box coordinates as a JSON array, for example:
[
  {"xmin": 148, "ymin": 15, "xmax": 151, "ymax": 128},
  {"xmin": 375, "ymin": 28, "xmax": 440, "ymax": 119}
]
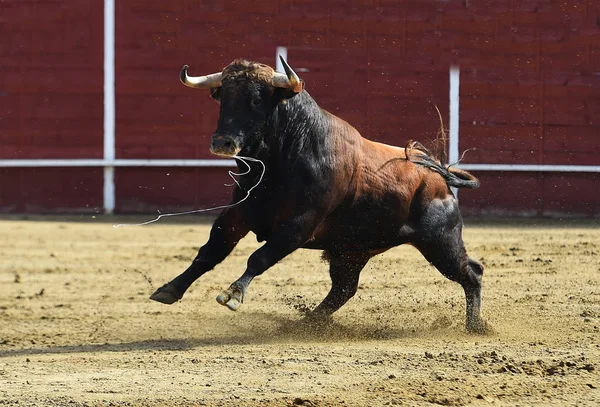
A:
[{"xmin": 113, "ymin": 155, "xmax": 265, "ymax": 228}]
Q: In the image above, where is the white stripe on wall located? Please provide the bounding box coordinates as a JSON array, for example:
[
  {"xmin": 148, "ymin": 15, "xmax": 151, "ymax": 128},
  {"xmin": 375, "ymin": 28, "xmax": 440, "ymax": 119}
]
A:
[
  {"xmin": 0, "ymin": 159, "xmax": 237, "ymax": 167},
  {"xmin": 1, "ymin": 159, "xmax": 597, "ymax": 172},
  {"xmin": 458, "ymin": 164, "xmax": 600, "ymax": 173},
  {"xmin": 449, "ymin": 65, "xmax": 460, "ymax": 197},
  {"xmin": 104, "ymin": 0, "xmax": 116, "ymax": 213},
  {"xmin": 276, "ymin": 46, "xmax": 287, "ymax": 72}
]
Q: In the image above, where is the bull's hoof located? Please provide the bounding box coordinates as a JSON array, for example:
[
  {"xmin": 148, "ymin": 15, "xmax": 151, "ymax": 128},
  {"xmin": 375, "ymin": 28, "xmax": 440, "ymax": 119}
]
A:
[
  {"xmin": 466, "ymin": 318, "xmax": 491, "ymax": 334},
  {"xmin": 303, "ymin": 312, "xmax": 334, "ymax": 328},
  {"xmin": 150, "ymin": 284, "xmax": 182, "ymax": 305},
  {"xmin": 216, "ymin": 289, "xmax": 243, "ymax": 311}
]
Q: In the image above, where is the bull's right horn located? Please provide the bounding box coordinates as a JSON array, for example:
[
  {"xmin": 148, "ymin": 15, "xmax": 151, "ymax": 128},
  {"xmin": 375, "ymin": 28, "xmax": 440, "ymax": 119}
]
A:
[
  {"xmin": 180, "ymin": 65, "xmax": 223, "ymax": 89},
  {"xmin": 271, "ymin": 56, "xmax": 303, "ymax": 93}
]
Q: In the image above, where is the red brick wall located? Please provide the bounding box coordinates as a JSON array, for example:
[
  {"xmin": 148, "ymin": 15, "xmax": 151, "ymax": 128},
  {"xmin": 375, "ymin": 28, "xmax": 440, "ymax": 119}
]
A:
[
  {"xmin": 1, "ymin": 1, "xmax": 599, "ymax": 215},
  {"xmin": 0, "ymin": 0, "xmax": 104, "ymax": 212}
]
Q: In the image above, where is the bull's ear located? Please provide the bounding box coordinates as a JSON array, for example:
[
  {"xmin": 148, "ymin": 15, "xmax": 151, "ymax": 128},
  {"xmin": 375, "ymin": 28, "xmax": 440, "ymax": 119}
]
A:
[{"xmin": 209, "ymin": 87, "xmax": 221, "ymax": 103}]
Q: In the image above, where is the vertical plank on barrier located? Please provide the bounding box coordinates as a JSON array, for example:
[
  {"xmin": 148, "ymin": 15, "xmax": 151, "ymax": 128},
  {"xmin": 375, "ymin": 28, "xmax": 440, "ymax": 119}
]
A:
[
  {"xmin": 276, "ymin": 46, "xmax": 288, "ymax": 72},
  {"xmin": 449, "ymin": 65, "xmax": 460, "ymax": 199},
  {"xmin": 104, "ymin": 0, "xmax": 115, "ymax": 213}
]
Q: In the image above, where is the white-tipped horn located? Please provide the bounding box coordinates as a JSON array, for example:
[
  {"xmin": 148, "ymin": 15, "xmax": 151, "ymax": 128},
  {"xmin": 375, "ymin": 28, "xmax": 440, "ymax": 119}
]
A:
[
  {"xmin": 271, "ymin": 56, "xmax": 303, "ymax": 92},
  {"xmin": 180, "ymin": 65, "xmax": 222, "ymax": 89}
]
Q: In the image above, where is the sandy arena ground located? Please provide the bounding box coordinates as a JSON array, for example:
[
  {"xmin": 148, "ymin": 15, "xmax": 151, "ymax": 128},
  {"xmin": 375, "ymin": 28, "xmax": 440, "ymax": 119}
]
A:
[{"xmin": 0, "ymin": 216, "xmax": 599, "ymax": 406}]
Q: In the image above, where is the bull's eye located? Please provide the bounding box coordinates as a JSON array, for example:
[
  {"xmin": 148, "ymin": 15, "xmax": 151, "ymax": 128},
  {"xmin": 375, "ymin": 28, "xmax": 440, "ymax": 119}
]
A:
[{"xmin": 251, "ymin": 97, "xmax": 262, "ymax": 107}]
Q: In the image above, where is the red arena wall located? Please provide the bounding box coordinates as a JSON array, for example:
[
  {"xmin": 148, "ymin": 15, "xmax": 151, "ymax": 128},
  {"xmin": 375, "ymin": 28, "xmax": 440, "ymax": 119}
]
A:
[
  {"xmin": 0, "ymin": 1, "xmax": 104, "ymax": 212},
  {"xmin": 1, "ymin": 1, "xmax": 599, "ymax": 216}
]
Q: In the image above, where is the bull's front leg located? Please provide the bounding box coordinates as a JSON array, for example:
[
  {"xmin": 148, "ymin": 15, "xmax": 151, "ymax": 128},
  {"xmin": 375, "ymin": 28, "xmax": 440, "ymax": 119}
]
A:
[
  {"xmin": 216, "ymin": 218, "xmax": 313, "ymax": 311},
  {"xmin": 150, "ymin": 208, "xmax": 249, "ymax": 304}
]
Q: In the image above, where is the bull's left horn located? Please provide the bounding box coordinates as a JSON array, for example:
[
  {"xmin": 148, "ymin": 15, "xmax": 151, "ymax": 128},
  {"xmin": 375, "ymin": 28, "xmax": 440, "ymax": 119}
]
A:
[
  {"xmin": 180, "ymin": 65, "xmax": 223, "ymax": 89},
  {"xmin": 271, "ymin": 56, "xmax": 303, "ymax": 93}
]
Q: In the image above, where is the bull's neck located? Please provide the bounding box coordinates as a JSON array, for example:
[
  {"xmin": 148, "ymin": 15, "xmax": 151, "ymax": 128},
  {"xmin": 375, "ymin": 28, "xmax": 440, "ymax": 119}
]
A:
[{"xmin": 269, "ymin": 91, "xmax": 330, "ymax": 161}]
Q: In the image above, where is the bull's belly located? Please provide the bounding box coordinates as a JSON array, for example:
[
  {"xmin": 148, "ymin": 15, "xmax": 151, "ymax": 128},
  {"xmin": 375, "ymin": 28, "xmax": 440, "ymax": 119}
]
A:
[{"xmin": 303, "ymin": 215, "xmax": 415, "ymax": 251}]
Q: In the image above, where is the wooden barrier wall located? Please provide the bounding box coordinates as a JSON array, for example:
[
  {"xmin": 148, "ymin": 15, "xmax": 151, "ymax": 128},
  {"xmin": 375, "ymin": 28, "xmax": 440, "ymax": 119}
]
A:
[{"xmin": 1, "ymin": 1, "xmax": 599, "ymax": 215}]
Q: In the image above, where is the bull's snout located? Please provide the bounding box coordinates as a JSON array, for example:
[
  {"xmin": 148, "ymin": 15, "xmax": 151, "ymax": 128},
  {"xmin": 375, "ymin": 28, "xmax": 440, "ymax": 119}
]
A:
[{"xmin": 210, "ymin": 135, "xmax": 241, "ymax": 157}]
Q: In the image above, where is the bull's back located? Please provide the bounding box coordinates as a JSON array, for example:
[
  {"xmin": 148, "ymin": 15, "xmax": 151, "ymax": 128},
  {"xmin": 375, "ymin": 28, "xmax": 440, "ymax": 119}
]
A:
[
  {"xmin": 306, "ymin": 134, "xmax": 450, "ymax": 251},
  {"xmin": 356, "ymin": 138, "xmax": 451, "ymax": 206}
]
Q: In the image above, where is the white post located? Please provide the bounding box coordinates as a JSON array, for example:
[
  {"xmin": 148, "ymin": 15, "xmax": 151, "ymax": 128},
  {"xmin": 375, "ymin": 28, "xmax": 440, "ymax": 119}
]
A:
[
  {"xmin": 104, "ymin": 0, "xmax": 116, "ymax": 213},
  {"xmin": 276, "ymin": 46, "xmax": 288, "ymax": 72},
  {"xmin": 449, "ymin": 65, "xmax": 460, "ymax": 198}
]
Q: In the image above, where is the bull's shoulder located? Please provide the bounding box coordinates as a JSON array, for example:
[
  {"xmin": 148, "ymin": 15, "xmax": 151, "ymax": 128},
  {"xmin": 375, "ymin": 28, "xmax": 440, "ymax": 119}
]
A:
[{"xmin": 321, "ymin": 109, "xmax": 363, "ymax": 143}]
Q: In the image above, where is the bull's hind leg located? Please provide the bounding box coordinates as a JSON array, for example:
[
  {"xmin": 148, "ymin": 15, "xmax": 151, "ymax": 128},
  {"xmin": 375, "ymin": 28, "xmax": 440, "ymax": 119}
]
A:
[
  {"xmin": 308, "ymin": 251, "xmax": 370, "ymax": 320},
  {"xmin": 415, "ymin": 198, "xmax": 487, "ymax": 333}
]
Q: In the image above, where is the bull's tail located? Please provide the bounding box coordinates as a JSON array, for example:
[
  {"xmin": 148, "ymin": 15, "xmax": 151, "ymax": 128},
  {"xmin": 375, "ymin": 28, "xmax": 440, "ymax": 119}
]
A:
[
  {"xmin": 405, "ymin": 141, "xmax": 480, "ymax": 189},
  {"xmin": 446, "ymin": 166, "xmax": 480, "ymax": 189}
]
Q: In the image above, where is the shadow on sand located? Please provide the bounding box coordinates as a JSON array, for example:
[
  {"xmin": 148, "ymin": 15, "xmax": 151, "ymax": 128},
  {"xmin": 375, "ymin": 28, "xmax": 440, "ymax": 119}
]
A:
[{"xmin": 0, "ymin": 312, "xmax": 492, "ymax": 358}]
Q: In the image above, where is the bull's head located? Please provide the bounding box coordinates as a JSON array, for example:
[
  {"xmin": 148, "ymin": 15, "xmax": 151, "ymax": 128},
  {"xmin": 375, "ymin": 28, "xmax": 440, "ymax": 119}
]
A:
[{"xmin": 180, "ymin": 57, "xmax": 303, "ymax": 157}]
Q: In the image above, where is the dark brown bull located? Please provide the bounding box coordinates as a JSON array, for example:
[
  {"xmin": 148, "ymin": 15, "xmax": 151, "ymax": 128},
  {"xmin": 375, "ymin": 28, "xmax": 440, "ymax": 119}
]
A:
[{"xmin": 151, "ymin": 57, "xmax": 487, "ymax": 333}]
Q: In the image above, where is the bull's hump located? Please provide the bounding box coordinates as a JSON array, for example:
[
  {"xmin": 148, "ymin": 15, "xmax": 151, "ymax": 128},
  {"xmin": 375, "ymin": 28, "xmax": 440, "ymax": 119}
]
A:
[
  {"xmin": 385, "ymin": 144, "xmax": 407, "ymax": 154},
  {"xmin": 365, "ymin": 139, "xmax": 408, "ymax": 160}
]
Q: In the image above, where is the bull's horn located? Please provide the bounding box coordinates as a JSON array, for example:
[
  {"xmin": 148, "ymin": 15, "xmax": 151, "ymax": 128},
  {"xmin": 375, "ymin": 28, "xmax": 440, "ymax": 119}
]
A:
[
  {"xmin": 271, "ymin": 56, "xmax": 303, "ymax": 92},
  {"xmin": 180, "ymin": 65, "xmax": 223, "ymax": 89}
]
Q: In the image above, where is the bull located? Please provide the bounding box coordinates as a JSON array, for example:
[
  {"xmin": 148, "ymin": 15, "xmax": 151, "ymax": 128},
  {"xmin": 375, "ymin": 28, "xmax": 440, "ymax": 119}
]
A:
[{"xmin": 150, "ymin": 57, "xmax": 487, "ymax": 333}]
